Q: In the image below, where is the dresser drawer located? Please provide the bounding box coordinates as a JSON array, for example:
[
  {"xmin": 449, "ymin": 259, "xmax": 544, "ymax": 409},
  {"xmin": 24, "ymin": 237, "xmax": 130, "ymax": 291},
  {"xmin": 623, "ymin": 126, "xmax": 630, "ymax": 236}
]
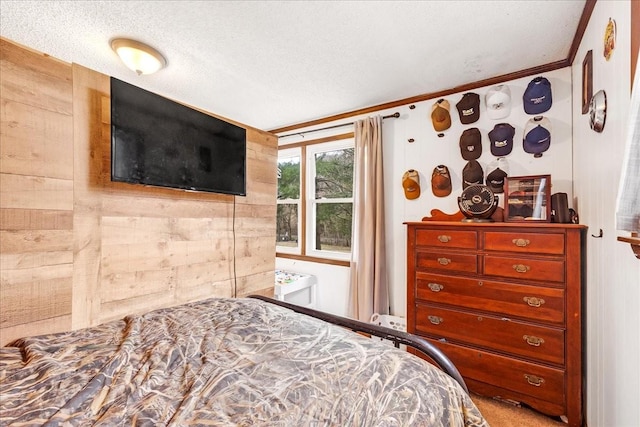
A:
[
  {"xmin": 416, "ymin": 305, "xmax": 565, "ymax": 365},
  {"xmin": 427, "ymin": 339, "xmax": 565, "ymax": 404},
  {"xmin": 484, "ymin": 255, "xmax": 565, "ymax": 283},
  {"xmin": 415, "ymin": 229, "xmax": 477, "ymax": 249},
  {"xmin": 416, "ymin": 250, "xmax": 478, "ymax": 274},
  {"xmin": 484, "ymin": 231, "xmax": 565, "ymax": 255},
  {"xmin": 415, "ymin": 272, "xmax": 565, "ymax": 324}
]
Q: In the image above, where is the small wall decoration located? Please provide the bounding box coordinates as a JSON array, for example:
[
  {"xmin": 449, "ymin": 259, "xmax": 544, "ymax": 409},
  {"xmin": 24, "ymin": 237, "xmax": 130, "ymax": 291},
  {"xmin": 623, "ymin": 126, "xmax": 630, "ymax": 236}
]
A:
[
  {"xmin": 581, "ymin": 50, "xmax": 593, "ymax": 114},
  {"xmin": 603, "ymin": 18, "xmax": 616, "ymax": 61},
  {"xmin": 589, "ymin": 90, "xmax": 607, "ymax": 133},
  {"xmin": 504, "ymin": 175, "xmax": 551, "ymax": 222}
]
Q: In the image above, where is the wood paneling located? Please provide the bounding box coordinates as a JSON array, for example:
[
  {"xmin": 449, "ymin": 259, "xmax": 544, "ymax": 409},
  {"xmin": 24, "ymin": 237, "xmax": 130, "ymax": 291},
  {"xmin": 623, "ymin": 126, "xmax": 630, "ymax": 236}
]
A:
[
  {"xmin": 0, "ymin": 38, "xmax": 72, "ymax": 114},
  {"xmin": 0, "ymin": 37, "xmax": 74, "ymax": 344},
  {"xmin": 0, "ymin": 37, "xmax": 278, "ymax": 344},
  {"xmin": 1, "ymin": 100, "xmax": 74, "ymax": 179}
]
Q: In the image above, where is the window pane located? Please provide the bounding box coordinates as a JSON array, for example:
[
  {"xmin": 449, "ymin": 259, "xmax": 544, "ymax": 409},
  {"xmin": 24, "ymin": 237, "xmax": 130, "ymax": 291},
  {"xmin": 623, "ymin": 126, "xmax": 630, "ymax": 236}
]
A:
[
  {"xmin": 314, "ymin": 148, "xmax": 353, "ymax": 199},
  {"xmin": 277, "ymin": 203, "xmax": 298, "ymax": 247},
  {"xmin": 278, "ymin": 157, "xmax": 300, "ymax": 200},
  {"xmin": 315, "ymin": 203, "xmax": 352, "ymax": 252}
]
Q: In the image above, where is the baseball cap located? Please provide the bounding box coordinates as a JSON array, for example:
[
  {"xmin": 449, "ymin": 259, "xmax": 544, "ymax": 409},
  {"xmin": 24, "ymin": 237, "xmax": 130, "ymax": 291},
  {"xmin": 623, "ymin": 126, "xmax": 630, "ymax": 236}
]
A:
[
  {"xmin": 431, "ymin": 99, "xmax": 452, "ymax": 132},
  {"xmin": 523, "ymin": 116, "xmax": 551, "ymax": 158},
  {"xmin": 486, "ymin": 167, "xmax": 508, "ymax": 193},
  {"xmin": 456, "ymin": 92, "xmax": 480, "ymax": 124},
  {"xmin": 523, "ymin": 76, "xmax": 552, "ymax": 114},
  {"xmin": 488, "ymin": 123, "xmax": 515, "ymax": 156},
  {"xmin": 459, "ymin": 127, "xmax": 482, "ymax": 160},
  {"xmin": 402, "ymin": 169, "xmax": 420, "ymax": 199},
  {"xmin": 462, "ymin": 160, "xmax": 484, "ymax": 190},
  {"xmin": 431, "ymin": 165, "xmax": 452, "ymax": 197},
  {"xmin": 485, "ymin": 85, "xmax": 512, "ymax": 119}
]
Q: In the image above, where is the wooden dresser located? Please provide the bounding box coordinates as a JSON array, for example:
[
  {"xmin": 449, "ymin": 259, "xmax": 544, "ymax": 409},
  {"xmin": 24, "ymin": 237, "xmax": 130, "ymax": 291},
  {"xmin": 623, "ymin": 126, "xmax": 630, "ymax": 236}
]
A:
[{"xmin": 405, "ymin": 221, "xmax": 586, "ymax": 427}]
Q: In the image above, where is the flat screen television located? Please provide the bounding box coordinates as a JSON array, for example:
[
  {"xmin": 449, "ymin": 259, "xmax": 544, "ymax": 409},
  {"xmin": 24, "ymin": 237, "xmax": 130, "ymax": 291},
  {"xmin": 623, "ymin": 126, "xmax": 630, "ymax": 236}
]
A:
[{"xmin": 110, "ymin": 77, "xmax": 246, "ymax": 196}]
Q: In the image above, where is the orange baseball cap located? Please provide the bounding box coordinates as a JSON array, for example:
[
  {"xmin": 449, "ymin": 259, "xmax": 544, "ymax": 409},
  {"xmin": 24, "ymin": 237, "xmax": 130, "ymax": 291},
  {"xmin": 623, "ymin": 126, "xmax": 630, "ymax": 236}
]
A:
[
  {"xmin": 402, "ymin": 169, "xmax": 421, "ymax": 200},
  {"xmin": 431, "ymin": 99, "xmax": 452, "ymax": 132},
  {"xmin": 431, "ymin": 165, "xmax": 452, "ymax": 197}
]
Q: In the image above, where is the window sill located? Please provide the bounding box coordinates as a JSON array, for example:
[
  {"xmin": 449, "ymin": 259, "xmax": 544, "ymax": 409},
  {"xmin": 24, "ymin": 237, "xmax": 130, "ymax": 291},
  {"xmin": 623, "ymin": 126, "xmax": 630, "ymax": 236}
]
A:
[{"xmin": 276, "ymin": 252, "xmax": 350, "ymax": 267}]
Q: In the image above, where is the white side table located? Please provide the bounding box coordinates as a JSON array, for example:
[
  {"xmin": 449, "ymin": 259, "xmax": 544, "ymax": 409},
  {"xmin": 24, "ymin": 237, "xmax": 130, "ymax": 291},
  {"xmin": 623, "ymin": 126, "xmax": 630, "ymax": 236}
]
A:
[{"xmin": 274, "ymin": 270, "xmax": 317, "ymax": 309}]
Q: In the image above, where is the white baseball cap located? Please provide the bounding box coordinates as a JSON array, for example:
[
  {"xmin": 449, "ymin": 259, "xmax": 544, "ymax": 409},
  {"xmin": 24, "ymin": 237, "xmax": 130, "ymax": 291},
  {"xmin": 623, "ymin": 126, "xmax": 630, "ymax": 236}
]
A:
[{"xmin": 485, "ymin": 85, "xmax": 512, "ymax": 120}]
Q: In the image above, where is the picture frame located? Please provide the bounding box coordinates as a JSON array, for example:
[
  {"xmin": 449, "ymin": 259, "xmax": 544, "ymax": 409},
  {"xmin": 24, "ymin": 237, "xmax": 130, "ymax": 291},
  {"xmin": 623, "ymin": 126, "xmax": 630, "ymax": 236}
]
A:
[
  {"xmin": 581, "ymin": 50, "xmax": 593, "ymax": 114},
  {"xmin": 504, "ymin": 175, "xmax": 551, "ymax": 223}
]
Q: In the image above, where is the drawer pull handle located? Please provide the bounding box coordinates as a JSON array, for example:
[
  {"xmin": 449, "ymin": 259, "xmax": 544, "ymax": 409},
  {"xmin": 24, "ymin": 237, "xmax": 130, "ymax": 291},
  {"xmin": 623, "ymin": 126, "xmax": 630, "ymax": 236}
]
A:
[
  {"xmin": 523, "ymin": 335, "xmax": 545, "ymax": 347},
  {"xmin": 438, "ymin": 235, "xmax": 451, "ymax": 243},
  {"xmin": 523, "ymin": 296, "xmax": 545, "ymax": 307},
  {"xmin": 427, "ymin": 282, "xmax": 444, "ymax": 292},
  {"xmin": 513, "ymin": 264, "xmax": 530, "ymax": 273},
  {"xmin": 512, "ymin": 238, "xmax": 531, "ymax": 247},
  {"xmin": 438, "ymin": 258, "xmax": 451, "ymax": 266},
  {"xmin": 428, "ymin": 315, "xmax": 443, "ymax": 325},
  {"xmin": 524, "ymin": 374, "xmax": 545, "ymax": 387}
]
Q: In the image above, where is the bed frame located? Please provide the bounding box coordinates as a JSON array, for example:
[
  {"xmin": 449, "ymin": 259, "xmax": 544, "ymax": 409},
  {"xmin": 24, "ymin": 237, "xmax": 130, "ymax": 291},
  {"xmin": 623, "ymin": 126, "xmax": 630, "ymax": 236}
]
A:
[{"xmin": 249, "ymin": 295, "xmax": 468, "ymax": 392}]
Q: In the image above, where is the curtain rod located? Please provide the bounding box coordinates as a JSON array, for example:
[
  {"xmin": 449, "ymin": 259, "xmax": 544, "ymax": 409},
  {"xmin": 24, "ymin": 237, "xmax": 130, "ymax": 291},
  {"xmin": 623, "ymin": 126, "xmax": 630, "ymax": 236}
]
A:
[{"xmin": 277, "ymin": 112, "xmax": 400, "ymax": 139}]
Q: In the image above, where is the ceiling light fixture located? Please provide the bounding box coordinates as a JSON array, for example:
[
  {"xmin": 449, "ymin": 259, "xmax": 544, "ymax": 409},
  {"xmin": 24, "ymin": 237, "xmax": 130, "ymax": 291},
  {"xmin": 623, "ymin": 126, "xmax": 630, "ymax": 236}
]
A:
[{"xmin": 110, "ymin": 38, "xmax": 166, "ymax": 76}]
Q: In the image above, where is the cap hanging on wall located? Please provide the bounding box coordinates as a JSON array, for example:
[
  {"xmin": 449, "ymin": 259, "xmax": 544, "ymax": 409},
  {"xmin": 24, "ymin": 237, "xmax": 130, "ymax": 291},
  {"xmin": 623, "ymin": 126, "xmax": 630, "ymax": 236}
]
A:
[
  {"xmin": 431, "ymin": 99, "xmax": 452, "ymax": 133},
  {"xmin": 402, "ymin": 169, "xmax": 421, "ymax": 200},
  {"xmin": 523, "ymin": 76, "xmax": 552, "ymax": 114},
  {"xmin": 459, "ymin": 127, "xmax": 482, "ymax": 160},
  {"xmin": 485, "ymin": 85, "xmax": 512, "ymax": 119},
  {"xmin": 523, "ymin": 116, "xmax": 551, "ymax": 157},
  {"xmin": 111, "ymin": 38, "xmax": 167, "ymax": 75},
  {"xmin": 462, "ymin": 160, "xmax": 484, "ymax": 189},
  {"xmin": 431, "ymin": 165, "xmax": 452, "ymax": 197},
  {"xmin": 488, "ymin": 123, "xmax": 515, "ymax": 156},
  {"xmin": 456, "ymin": 92, "xmax": 480, "ymax": 124}
]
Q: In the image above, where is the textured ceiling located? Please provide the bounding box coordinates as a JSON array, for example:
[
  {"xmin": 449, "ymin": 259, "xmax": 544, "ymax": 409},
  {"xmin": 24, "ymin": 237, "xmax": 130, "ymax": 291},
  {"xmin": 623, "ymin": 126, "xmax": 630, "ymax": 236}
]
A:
[{"xmin": 0, "ymin": 1, "xmax": 586, "ymax": 131}]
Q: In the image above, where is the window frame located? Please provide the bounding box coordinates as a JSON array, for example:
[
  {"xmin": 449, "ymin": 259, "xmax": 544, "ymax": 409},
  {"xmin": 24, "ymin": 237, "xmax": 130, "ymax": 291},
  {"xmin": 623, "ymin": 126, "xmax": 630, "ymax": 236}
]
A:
[
  {"xmin": 276, "ymin": 133, "xmax": 354, "ymax": 265},
  {"xmin": 305, "ymin": 139, "xmax": 354, "ymax": 261},
  {"xmin": 276, "ymin": 147, "xmax": 302, "ymax": 255}
]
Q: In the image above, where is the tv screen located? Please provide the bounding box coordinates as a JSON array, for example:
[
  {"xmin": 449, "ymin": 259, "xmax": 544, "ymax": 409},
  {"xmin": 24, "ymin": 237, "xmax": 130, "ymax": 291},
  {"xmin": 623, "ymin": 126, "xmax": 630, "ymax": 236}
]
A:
[{"xmin": 110, "ymin": 77, "xmax": 246, "ymax": 196}]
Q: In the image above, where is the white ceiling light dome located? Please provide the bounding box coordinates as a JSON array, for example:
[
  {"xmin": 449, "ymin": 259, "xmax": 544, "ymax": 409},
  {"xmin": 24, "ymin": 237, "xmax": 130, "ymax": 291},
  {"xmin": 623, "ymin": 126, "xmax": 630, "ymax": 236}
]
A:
[{"xmin": 110, "ymin": 38, "xmax": 166, "ymax": 75}]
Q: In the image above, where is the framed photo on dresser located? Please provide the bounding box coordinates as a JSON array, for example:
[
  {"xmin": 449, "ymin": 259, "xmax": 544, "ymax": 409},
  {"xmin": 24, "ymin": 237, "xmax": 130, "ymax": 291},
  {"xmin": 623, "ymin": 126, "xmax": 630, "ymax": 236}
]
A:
[{"xmin": 504, "ymin": 175, "xmax": 551, "ymax": 222}]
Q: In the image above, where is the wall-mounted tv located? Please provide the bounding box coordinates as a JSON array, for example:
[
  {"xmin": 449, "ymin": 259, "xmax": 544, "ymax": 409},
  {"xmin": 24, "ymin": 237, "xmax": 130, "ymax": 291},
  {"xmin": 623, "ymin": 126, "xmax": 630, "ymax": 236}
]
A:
[{"xmin": 110, "ymin": 77, "xmax": 246, "ymax": 196}]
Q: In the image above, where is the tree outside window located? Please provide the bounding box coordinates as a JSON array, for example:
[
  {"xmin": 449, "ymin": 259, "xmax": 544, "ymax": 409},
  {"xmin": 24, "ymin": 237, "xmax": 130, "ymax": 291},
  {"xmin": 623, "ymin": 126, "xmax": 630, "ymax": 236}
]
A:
[
  {"xmin": 276, "ymin": 152, "xmax": 300, "ymax": 252},
  {"xmin": 276, "ymin": 139, "xmax": 354, "ymax": 261},
  {"xmin": 312, "ymin": 147, "xmax": 353, "ymax": 253}
]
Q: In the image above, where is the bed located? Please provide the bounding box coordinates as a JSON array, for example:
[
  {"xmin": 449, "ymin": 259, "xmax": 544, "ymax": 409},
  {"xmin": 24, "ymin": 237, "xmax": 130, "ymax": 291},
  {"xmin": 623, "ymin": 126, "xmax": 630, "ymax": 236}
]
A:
[{"xmin": 0, "ymin": 296, "xmax": 488, "ymax": 426}]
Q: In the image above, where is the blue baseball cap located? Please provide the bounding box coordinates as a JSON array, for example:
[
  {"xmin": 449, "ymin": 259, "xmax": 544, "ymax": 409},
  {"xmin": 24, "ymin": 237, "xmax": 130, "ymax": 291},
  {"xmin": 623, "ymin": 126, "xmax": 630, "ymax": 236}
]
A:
[
  {"xmin": 523, "ymin": 77, "xmax": 552, "ymax": 115},
  {"xmin": 488, "ymin": 123, "xmax": 515, "ymax": 156},
  {"xmin": 523, "ymin": 117, "xmax": 551, "ymax": 158}
]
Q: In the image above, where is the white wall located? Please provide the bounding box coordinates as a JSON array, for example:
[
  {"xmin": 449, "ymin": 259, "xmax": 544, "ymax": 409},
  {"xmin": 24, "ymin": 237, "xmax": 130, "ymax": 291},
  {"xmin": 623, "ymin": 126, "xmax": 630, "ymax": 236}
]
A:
[
  {"xmin": 277, "ymin": 5, "xmax": 640, "ymax": 424},
  {"xmin": 279, "ymin": 68, "xmax": 574, "ymax": 318},
  {"xmin": 572, "ymin": 1, "xmax": 640, "ymax": 426},
  {"xmin": 384, "ymin": 68, "xmax": 573, "ymax": 316}
]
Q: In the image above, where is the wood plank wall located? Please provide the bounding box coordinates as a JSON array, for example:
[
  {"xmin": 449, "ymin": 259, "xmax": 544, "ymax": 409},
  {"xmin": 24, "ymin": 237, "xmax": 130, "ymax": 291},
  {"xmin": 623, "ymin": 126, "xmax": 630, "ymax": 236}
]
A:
[{"xmin": 0, "ymin": 38, "xmax": 278, "ymax": 345}]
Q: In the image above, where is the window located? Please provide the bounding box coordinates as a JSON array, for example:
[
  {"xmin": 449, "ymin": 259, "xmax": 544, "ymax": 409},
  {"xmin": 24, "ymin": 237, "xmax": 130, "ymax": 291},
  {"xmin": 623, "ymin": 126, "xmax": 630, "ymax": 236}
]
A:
[
  {"xmin": 307, "ymin": 141, "xmax": 354, "ymax": 259},
  {"xmin": 276, "ymin": 148, "xmax": 301, "ymax": 254},
  {"xmin": 276, "ymin": 138, "xmax": 354, "ymax": 262}
]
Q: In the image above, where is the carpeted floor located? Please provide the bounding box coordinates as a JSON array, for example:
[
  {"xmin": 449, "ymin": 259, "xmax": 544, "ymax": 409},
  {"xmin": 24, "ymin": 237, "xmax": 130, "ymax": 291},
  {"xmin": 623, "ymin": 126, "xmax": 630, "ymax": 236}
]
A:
[{"xmin": 471, "ymin": 393, "xmax": 567, "ymax": 427}]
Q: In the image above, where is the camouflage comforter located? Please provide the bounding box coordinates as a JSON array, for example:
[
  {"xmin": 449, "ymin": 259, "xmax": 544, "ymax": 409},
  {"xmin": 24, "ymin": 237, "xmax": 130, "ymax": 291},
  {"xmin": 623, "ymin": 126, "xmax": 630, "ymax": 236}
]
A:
[{"xmin": 0, "ymin": 297, "xmax": 488, "ymax": 426}]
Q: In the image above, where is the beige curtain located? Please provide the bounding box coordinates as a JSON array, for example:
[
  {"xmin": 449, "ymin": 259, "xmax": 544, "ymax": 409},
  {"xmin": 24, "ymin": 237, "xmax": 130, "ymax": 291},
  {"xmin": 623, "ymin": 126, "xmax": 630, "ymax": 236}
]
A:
[{"xmin": 348, "ymin": 116, "xmax": 389, "ymax": 321}]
